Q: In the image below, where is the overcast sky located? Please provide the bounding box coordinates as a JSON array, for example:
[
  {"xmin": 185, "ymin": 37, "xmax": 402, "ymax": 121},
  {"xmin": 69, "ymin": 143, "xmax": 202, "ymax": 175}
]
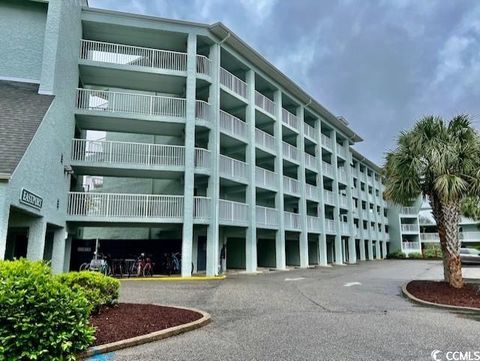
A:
[{"xmin": 89, "ymin": 0, "xmax": 480, "ymax": 164}]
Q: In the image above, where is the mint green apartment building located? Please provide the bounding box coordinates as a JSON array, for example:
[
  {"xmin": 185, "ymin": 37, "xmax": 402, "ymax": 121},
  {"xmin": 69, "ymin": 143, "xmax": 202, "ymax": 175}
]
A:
[{"xmin": 0, "ymin": 0, "xmax": 390, "ymax": 277}]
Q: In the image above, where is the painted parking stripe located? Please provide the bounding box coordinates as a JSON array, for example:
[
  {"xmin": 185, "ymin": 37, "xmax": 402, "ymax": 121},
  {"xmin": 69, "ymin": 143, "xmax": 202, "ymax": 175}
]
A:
[
  {"xmin": 344, "ymin": 282, "xmax": 362, "ymax": 287},
  {"xmin": 285, "ymin": 277, "xmax": 305, "ymax": 281}
]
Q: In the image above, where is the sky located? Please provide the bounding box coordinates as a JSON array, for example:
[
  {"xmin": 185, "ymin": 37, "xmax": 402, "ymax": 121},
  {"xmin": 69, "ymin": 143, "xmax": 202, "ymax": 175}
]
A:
[{"xmin": 89, "ymin": 0, "xmax": 480, "ymax": 165}]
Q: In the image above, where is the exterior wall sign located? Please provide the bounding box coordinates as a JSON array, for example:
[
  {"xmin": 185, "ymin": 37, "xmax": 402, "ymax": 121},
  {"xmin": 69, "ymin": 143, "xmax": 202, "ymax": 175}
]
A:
[{"xmin": 20, "ymin": 188, "xmax": 43, "ymax": 210}]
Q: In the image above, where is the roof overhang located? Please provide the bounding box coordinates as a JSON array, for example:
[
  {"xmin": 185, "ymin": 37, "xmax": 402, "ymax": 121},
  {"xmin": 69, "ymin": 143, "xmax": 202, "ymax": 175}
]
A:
[{"xmin": 350, "ymin": 148, "xmax": 383, "ymax": 173}]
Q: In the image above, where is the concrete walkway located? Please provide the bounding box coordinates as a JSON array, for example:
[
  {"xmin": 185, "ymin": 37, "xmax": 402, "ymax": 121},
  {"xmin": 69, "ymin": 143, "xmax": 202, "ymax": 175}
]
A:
[{"xmin": 100, "ymin": 261, "xmax": 480, "ymax": 361}]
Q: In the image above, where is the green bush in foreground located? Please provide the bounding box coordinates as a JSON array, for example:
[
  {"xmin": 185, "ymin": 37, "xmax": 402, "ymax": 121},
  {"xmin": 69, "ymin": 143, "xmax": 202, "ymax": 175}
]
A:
[
  {"xmin": 387, "ymin": 250, "xmax": 406, "ymax": 259},
  {"xmin": 407, "ymin": 252, "xmax": 423, "ymax": 259},
  {"xmin": 423, "ymin": 245, "xmax": 442, "ymax": 259},
  {"xmin": 0, "ymin": 259, "xmax": 94, "ymax": 360},
  {"xmin": 57, "ymin": 271, "xmax": 120, "ymax": 314}
]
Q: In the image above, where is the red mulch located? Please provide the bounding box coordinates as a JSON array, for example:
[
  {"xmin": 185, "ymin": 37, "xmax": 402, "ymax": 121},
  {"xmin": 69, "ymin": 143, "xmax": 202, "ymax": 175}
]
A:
[
  {"xmin": 407, "ymin": 280, "xmax": 480, "ymax": 309},
  {"xmin": 90, "ymin": 303, "xmax": 202, "ymax": 346}
]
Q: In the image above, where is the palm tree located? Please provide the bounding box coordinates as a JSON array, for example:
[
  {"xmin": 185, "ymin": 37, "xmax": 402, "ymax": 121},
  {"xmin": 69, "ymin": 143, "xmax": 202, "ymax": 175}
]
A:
[{"xmin": 384, "ymin": 115, "xmax": 480, "ymax": 288}]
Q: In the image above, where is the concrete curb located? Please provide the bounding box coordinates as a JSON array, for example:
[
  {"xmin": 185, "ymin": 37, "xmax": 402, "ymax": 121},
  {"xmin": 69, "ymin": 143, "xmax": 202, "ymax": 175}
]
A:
[
  {"xmin": 401, "ymin": 281, "xmax": 480, "ymax": 313},
  {"xmin": 120, "ymin": 275, "xmax": 225, "ymax": 282},
  {"xmin": 79, "ymin": 306, "xmax": 211, "ymax": 359}
]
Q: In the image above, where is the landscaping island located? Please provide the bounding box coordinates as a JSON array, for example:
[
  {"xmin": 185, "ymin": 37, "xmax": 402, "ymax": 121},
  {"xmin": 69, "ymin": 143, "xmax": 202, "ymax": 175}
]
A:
[
  {"xmin": 91, "ymin": 303, "xmax": 202, "ymax": 346},
  {"xmin": 406, "ymin": 280, "xmax": 480, "ymax": 309}
]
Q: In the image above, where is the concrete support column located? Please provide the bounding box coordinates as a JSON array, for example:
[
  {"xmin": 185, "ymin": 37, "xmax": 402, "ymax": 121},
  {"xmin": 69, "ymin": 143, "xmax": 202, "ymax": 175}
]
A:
[
  {"xmin": 375, "ymin": 240, "xmax": 382, "ymax": 259},
  {"xmin": 26, "ymin": 218, "xmax": 47, "ymax": 261},
  {"xmin": 344, "ymin": 140, "xmax": 356, "ymax": 264},
  {"xmin": 245, "ymin": 70, "xmax": 257, "ymax": 273},
  {"xmin": 297, "ymin": 106, "xmax": 308, "ymax": 268},
  {"xmin": 382, "ymin": 240, "xmax": 387, "ymax": 259},
  {"xmin": 63, "ymin": 234, "xmax": 72, "ymax": 272},
  {"xmin": 51, "ymin": 228, "xmax": 67, "ymax": 273},
  {"xmin": 368, "ymin": 239, "xmax": 374, "ymax": 260},
  {"xmin": 316, "ymin": 127, "xmax": 328, "ymax": 266},
  {"xmin": 331, "ymin": 130, "xmax": 343, "ymax": 265},
  {"xmin": 181, "ymin": 33, "xmax": 197, "ymax": 277},
  {"xmin": 206, "ymin": 43, "xmax": 221, "ymax": 276},
  {"xmin": 0, "ymin": 183, "xmax": 10, "ymax": 260},
  {"xmin": 355, "ymin": 162, "xmax": 366, "ymax": 262},
  {"xmin": 274, "ymin": 90, "xmax": 286, "ymax": 270}
]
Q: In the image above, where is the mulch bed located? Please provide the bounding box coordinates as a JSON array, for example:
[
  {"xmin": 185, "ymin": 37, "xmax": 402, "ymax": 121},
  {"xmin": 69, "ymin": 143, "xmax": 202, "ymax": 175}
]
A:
[
  {"xmin": 407, "ymin": 281, "xmax": 480, "ymax": 309},
  {"xmin": 90, "ymin": 303, "xmax": 202, "ymax": 346}
]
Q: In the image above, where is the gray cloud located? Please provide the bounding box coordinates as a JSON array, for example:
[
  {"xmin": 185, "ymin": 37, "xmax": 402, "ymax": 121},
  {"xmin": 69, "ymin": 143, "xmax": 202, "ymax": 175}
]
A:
[{"xmin": 89, "ymin": 0, "xmax": 480, "ymax": 164}]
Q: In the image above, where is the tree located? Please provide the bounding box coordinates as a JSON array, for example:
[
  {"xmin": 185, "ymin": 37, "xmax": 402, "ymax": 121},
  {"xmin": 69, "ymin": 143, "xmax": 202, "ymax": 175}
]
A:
[{"xmin": 384, "ymin": 115, "xmax": 480, "ymax": 288}]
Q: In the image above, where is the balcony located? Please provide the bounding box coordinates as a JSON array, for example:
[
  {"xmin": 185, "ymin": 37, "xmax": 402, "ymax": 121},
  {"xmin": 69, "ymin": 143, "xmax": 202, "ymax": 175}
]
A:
[
  {"xmin": 401, "ymin": 224, "xmax": 419, "ymax": 233},
  {"xmin": 284, "ymin": 211, "xmax": 301, "ymax": 230},
  {"xmin": 256, "ymin": 167, "xmax": 278, "ymax": 191},
  {"xmin": 322, "ymin": 161, "xmax": 334, "ymax": 178},
  {"xmin": 304, "ymin": 123, "xmax": 317, "ymax": 141},
  {"xmin": 219, "ymin": 199, "xmax": 248, "ymax": 226},
  {"xmin": 399, "ymin": 207, "xmax": 417, "ymax": 216},
  {"xmin": 307, "ymin": 215, "xmax": 321, "ymax": 233},
  {"xmin": 282, "ymin": 108, "xmax": 299, "ymax": 132},
  {"xmin": 304, "ymin": 153, "xmax": 317, "ymax": 171},
  {"xmin": 338, "ymin": 168, "xmax": 347, "ymax": 184},
  {"xmin": 193, "ymin": 197, "xmax": 211, "ymax": 223},
  {"xmin": 283, "ymin": 176, "xmax": 300, "ymax": 196},
  {"xmin": 79, "ymin": 39, "xmax": 187, "ymax": 73},
  {"xmin": 305, "ymin": 183, "xmax": 319, "ymax": 201},
  {"xmin": 321, "ymin": 134, "xmax": 333, "ymax": 150},
  {"xmin": 196, "ymin": 55, "xmax": 212, "ymax": 77},
  {"xmin": 323, "ymin": 190, "xmax": 335, "ymax": 205},
  {"xmin": 255, "ymin": 91, "xmax": 276, "ymax": 117},
  {"xmin": 255, "ymin": 128, "xmax": 276, "ymax": 154},
  {"xmin": 402, "ymin": 241, "xmax": 421, "ymax": 252},
  {"xmin": 220, "ymin": 67, "xmax": 247, "ymax": 99},
  {"xmin": 219, "ymin": 155, "xmax": 248, "ymax": 183},
  {"xmin": 282, "ymin": 142, "xmax": 299, "ymax": 163},
  {"xmin": 325, "ymin": 219, "xmax": 336, "ymax": 234},
  {"xmin": 219, "ymin": 110, "xmax": 248, "ymax": 141},
  {"xmin": 194, "ymin": 148, "xmax": 211, "ymax": 172},
  {"xmin": 256, "ymin": 206, "xmax": 279, "ymax": 229},
  {"xmin": 339, "ymin": 194, "xmax": 349, "ymax": 209},
  {"xmin": 341, "ymin": 222, "xmax": 350, "ymax": 235},
  {"xmin": 67, "ymin": 192, "xmax": 211, "ymax": 223},
  {"xmin": 337, "ymin": 146, "xmax": 347, "ymax": 159}
]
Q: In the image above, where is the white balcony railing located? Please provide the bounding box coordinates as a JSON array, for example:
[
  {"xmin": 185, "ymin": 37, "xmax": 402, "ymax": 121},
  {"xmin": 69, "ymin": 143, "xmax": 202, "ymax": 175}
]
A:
[
  {"xmin": 80, "ymin": 39, "xmax": 187, "ymax": 72},
  {"xmin": 195, "ymin": 100, "xmax": 211, "ymax": 122},
  {"xmin": 283, "ymin": 176, "xmax": 300, "ymax": 196},
  {"xmin": 219, "ymin": 199, "xmax": 248, "ymax": 225},
  {"xmin": 71, "ymin": 139, "xmax": 185, "ymax": 167},
  {"xmin": 400, "ymin": 207, "xmax": 417, "ymax": 215},
  {"xmin": 282, "ymin": 142, "xmax": 299, "ymax": 163},
  {"xmin": 220, "ymin": 67, "xmax": 247, "ymax": 98},
  {"xmin": 325, "ymin": 219, "xmax": 336, "ymax": 233},
  {"xmin": 401, "ymin": 224, "xmax": 419, "ymax": 232},
  {"xmin": 194, "ymin": 148, "xmax": 211, "ymax": 170},
  {"xmin": 338, "ymin": 168, "xmax": 347, "ymax": 183},
  {"xmin": 196, "ymin": 55, "xmax": 212, "ymax": 76},
  {"xmin": 307, "ymin": 215, "xmax": 321, "ymax": 232},
  {"xmin": 255, "ymin": 128, "xmax": 276, "ymax": 153},
  {"xmin": 402, "ymin": 241, "xmax": 421, "ymax": 251},
  {"xmin": 67, "ymin": 192, "xmax": 184, "ymax": 219},
  {"xmin": 219, "ymin": 110, "xmax": 247, "ymax": 140},
  {"xmin": 305, "ymin": 183, "xmax": 318, "ymax": 200},
  {"xmin": 420, "ymin": 233, "xmax": 440, "ymax": 242},
  {"xmin": 256, "ymin": 206, "xmax": 279, "ymax": 228},
  {"xmin": 304, "ymin": 123, "xmax": 316, "ymax": 140},
  {"xmin": 341, "ymin": 222, "xmax": 350, "ymax": 234},
  {"xmin": 323, "ymin": 190, "xmax": 335, "ymax": 205},
  {"xmin": 339, "ymin": 194, "xmax": 349, "ymax": 208},
  {"xmin": 76, "ymin": 88, "xmax": 187, "ymax": 118},
  {"xmin": 256, "ymin": 167, "xmax": 277, "ymax": 190},
  {"xmin": 193, "ymin": 197, "xmax": 211, "ymax": 221},
  {"xmin": 321, "ymin": 134, "xmax": 333, "ymax": 149},
  {"xmin": 219, "ymin": 155, "xmax": 248, "ymax": 183},
  {"xmin": 304, "ymin": 153, "xmax": 317, "ymax": 171},
  {"xmin": 284, "ymin": 211, "xmax": 301, "ymax": 230},
  {"xmin": 282, "ymin": 108, "xmax": 299, "ymax": 131},
  {"xmin": 322, "ymin": 161, "xmax": 334, "ymax": 178},
  {"xmin": 255, "ymin": 91, "xmax": 276, "ymax": 116},
  {"xmin": 337, "ymin": 146, "xmax": 347, "ymax": 158}
]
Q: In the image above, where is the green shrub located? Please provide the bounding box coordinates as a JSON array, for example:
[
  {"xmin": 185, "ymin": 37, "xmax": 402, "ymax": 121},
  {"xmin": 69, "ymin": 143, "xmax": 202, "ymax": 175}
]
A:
[
  {"xmin": 387, "ymin": 250, "xmax": 406, "ymax": 259},
  {"xmin": 0, "ymin": 259, "xmax": 94, "ymax": 360},
  {"xmin": 408, "ymin": 252, "xmax": 423, "ymax": 259},
  {"xmin": 423, "ymin": 245, "xmax": 442, "ymax": 259},
  {"xmin": 57, "ymin": 271, "xmax": 120, "ymax": 313}
]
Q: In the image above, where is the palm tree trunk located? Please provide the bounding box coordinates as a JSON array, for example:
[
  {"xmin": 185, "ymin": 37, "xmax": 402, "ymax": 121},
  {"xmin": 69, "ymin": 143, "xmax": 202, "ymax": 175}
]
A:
[
  {"xmin": 429, "ymin": 196, "xmax": 450, "ymax": 282},
  {"xmin": 441, "ymin": 202, "xmax": 464, "ymax": 288}
]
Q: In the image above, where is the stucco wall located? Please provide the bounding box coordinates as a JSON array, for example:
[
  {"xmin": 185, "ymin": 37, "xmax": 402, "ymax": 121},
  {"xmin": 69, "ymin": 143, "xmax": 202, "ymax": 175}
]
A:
[{"xmin": 0, "ymin": 0, "xmax": 47, "ymax": 82}]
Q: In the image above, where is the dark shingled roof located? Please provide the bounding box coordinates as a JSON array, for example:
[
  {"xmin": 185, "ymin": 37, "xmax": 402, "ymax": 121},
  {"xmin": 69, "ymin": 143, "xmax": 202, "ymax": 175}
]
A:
[{"xmin": 0, "ymin": 81, "xmax": 54, "ymax": 176}]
